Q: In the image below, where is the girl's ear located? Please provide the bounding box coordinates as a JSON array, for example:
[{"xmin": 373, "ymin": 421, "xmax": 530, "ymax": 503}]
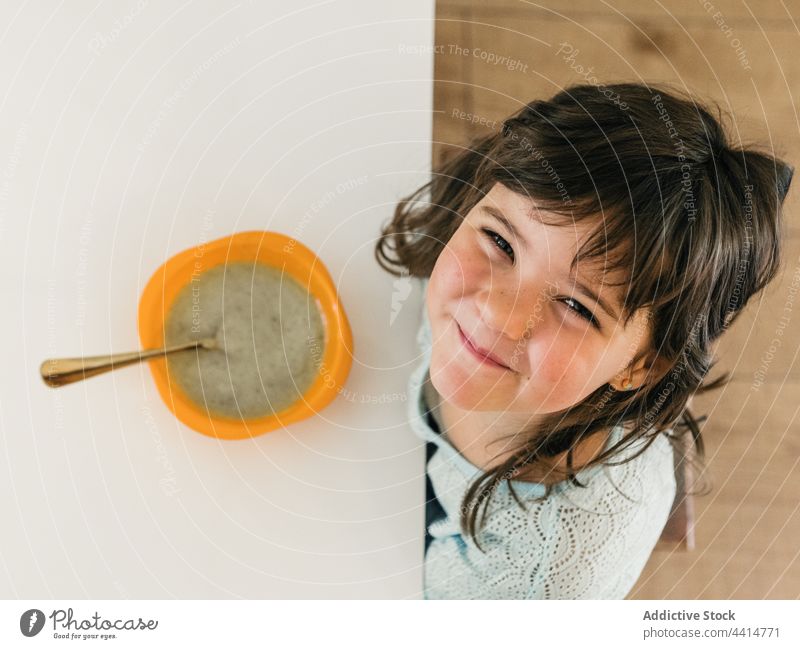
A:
[{"xmin": 615, "ymin": 353, "xmax": 671, "ymax": 391}]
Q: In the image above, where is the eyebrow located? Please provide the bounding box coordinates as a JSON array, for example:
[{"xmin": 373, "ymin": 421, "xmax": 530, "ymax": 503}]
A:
[
  {"xmin": 572, "ymin": 277, "xmax": 621, "ymax": 321},
  {"xmin": 481, "ymin": 205, "xmax": 527, "ymax": 251},
  {"xmin": 480, "ymin": 204, "xmax": 621, "ymax": 321}
]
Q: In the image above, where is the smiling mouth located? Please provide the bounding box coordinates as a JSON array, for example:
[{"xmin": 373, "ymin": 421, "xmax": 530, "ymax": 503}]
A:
[{"xmin": 456, "ymin": 322, "xmax": 511, "ymax": 371}]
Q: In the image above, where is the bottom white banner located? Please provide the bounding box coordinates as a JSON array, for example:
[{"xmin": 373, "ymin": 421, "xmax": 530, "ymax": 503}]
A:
[{"xmin": 1, "ymin": 600, "xmax": 797, "ymax": 647}]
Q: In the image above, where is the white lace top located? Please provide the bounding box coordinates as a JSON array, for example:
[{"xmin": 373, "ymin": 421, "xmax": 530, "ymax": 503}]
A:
[{"xmin": 407, "ymin": 279, "xmax": 677, "ymax": 599}]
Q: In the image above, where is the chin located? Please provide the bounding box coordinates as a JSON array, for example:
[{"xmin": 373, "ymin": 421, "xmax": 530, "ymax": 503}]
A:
[{"xmin": 429, "ymin": 353, "xmax": 499, "ymax": 411}]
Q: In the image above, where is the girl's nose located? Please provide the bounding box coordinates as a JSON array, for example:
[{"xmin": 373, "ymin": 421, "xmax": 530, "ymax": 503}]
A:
[{"xmin": 475, "ymin": 282, "xmax": 541, "ymax": 342}]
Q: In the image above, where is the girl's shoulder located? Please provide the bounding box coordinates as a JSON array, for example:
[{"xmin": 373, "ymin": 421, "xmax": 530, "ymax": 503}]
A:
[
  {"xmin": 510, "ymin": 429, "xmax": 612, "ymax": 486},
  {"xmin": 546, "ymin": 425, "xmax": 678, "ymax": 515},
  {"xmin": 484, "ymin": 423, "xmax": 677, "ymax": 521}
]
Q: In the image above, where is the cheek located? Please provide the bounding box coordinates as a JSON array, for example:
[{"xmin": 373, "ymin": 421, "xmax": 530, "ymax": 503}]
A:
[
  {"xmin": 429, "ymin": 226, "xmax": 486, "ymax": 302},
  {"xmin": 527, "ymin": 338, "xmax": 613, "ymax": 401}
]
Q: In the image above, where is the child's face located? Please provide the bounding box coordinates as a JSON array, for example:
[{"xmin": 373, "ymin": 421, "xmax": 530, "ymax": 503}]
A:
[{"xmin": 426, "ymin": 182, "xmax": 653, "ymax": 414}]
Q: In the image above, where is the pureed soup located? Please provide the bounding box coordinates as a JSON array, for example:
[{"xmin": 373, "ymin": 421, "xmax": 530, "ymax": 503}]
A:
[{"xmin": 164, "ymin": 261, "xmax": 326, "ymax": 420}]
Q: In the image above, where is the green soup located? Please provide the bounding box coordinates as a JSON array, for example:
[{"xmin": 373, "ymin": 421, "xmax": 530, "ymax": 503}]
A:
[{"xmin": 164, "ymin": 261, "xmax": 326, "ymax": 419}]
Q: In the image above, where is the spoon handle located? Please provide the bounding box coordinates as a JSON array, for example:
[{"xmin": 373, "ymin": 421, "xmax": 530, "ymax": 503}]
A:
[{"xmin": 40, "ymin": 339, "xmax": 208, "ymax": 387}]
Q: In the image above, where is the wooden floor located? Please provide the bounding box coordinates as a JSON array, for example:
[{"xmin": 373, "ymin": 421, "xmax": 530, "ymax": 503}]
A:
[{"xmin": 432, "ymin": 0, "xmax": 800, "ymax": 598}]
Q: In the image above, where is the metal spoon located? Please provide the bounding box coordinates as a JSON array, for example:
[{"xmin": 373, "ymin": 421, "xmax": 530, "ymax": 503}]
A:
[{"xmin": 40, "ymin": 334, "xmax": 221, "ymax": 388}]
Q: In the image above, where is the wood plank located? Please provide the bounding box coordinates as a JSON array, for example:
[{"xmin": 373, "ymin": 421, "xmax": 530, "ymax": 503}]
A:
[{"xmin": 440, "ymin": 0, "xmax": 800, "ymax": 24}]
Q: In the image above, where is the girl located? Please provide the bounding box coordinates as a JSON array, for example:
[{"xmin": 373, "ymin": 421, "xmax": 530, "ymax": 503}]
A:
[{"xmin": 375, "ymin": 82, "xmax": 793, "ymax": 599}]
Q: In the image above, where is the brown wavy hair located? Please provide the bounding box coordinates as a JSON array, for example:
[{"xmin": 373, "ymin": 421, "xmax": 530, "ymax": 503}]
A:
[{"xmin": 375, "ymin": 82, "xmax": 794, "ymax": 550}]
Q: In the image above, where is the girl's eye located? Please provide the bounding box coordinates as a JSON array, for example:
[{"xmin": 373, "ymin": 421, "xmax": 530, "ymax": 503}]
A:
[
  {"xmin": 562, "ymin": 297, "xmax": 600, "ymax": 328},
  {"xmin": 481, "ymin": 228, "xmax": 514, "ymax": 261},
  {"xmin": 480, "ymin": 227, "xmax": 600, "ymax": 330}
]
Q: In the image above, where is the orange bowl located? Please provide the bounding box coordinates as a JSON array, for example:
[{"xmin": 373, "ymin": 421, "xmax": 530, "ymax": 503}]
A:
[{"xmin": 137, "ymin": 230, "xmax": 353, "ymax": 440}]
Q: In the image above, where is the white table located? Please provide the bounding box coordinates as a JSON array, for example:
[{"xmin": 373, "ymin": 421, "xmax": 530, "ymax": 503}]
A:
[{"xmin": 0, "ymin": 0, "xmax": 434, "ymax": 598}]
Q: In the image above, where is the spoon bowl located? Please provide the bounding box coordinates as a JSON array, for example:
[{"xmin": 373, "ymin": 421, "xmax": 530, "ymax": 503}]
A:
[{"xmin": 137, "ymin": 230, "xmax": 353, "ymax": 440}]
